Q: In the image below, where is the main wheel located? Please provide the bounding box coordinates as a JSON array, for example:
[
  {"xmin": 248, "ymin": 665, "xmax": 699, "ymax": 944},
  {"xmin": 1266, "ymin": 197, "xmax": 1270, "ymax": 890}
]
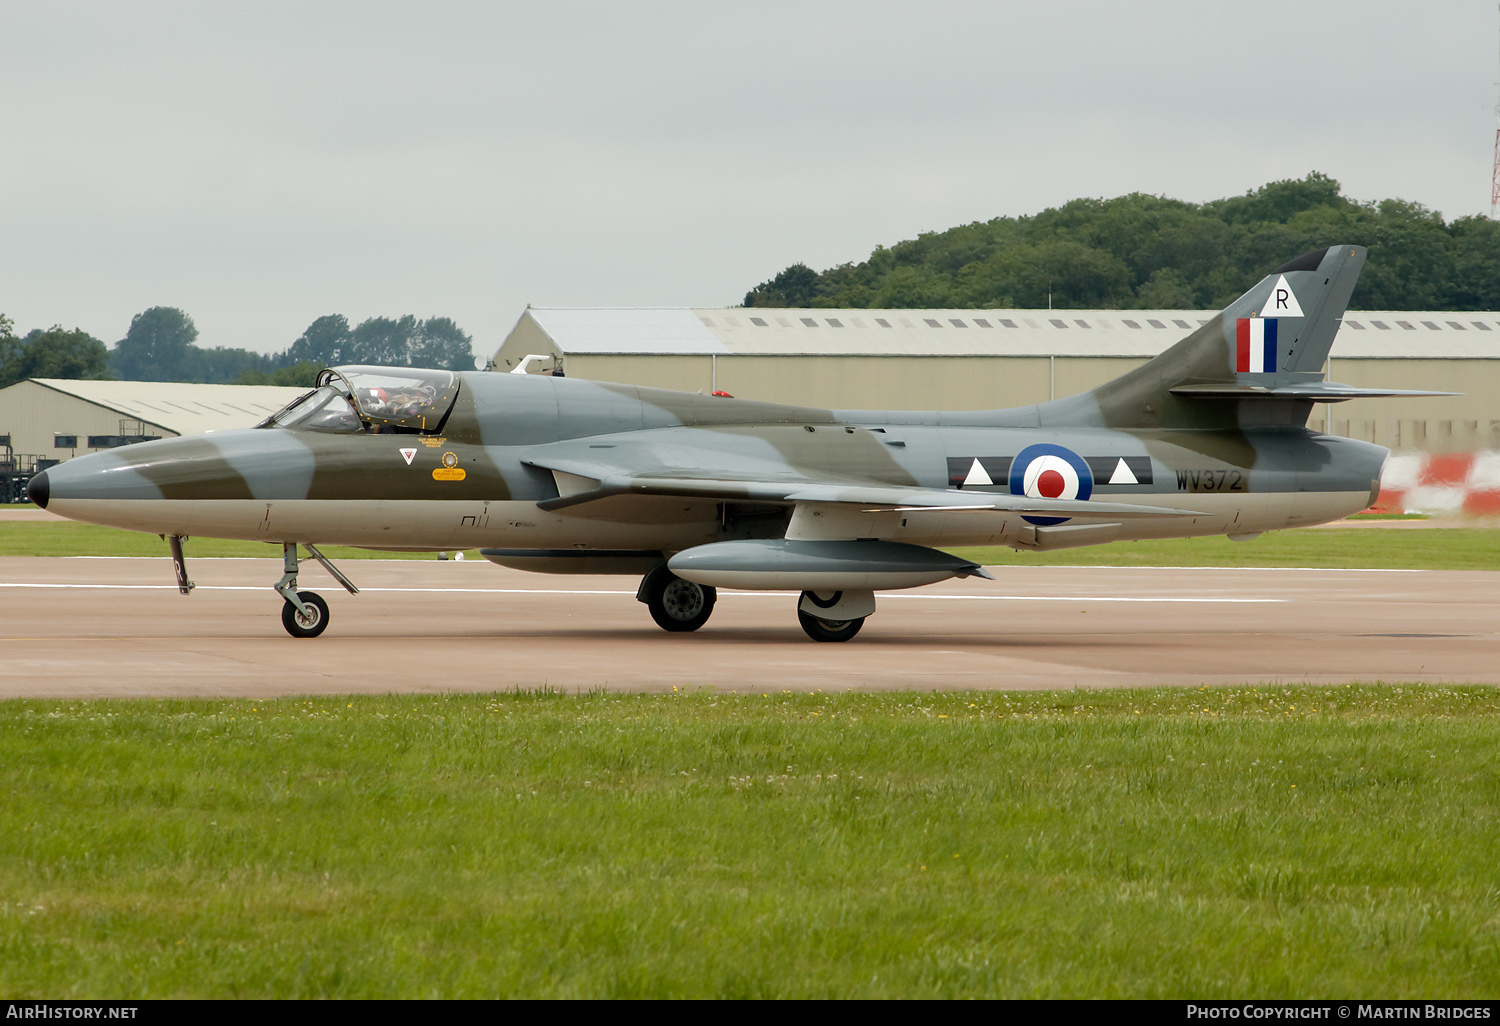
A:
[
  {"xmin": 645, "ymin": 573, "xmax": 716, "ymax": 632},
  {"xmin": 280, "ymin": 590, "xmax": 330, "ymax": 638},
  {"xmin": 798, "ymin": 609, "xmax": 864, "ymax": 643}
]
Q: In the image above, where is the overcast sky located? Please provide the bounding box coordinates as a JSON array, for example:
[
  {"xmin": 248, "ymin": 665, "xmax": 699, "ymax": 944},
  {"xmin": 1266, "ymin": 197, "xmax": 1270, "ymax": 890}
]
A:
[{"xmin": 3, "ymin": 1, "xmax": 1498, "ymax": 363}]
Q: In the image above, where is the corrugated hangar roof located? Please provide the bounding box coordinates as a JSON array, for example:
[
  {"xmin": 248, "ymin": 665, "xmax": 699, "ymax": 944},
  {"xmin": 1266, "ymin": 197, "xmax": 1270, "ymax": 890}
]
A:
[
  {"xmin": 517, "ymin": 307, "xmax": 1500, "ymax": 360},
  {"xmin": 30, "ymin": 379, "xmax": 310, "ymax": 436},
  {"xmin": 526, "ymin": 308, "xmax": 728, "ymax": 355}
]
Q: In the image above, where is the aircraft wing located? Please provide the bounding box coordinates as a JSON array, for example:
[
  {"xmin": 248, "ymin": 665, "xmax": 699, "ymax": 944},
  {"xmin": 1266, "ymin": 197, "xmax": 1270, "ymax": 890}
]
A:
[{"xmin": 522, "ymin": 445, "xmax": 1205, "ymax": 521}]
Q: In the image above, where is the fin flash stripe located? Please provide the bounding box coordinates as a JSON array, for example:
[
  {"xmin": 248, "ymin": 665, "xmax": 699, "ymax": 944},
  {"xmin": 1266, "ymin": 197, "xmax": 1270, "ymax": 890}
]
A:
[{"xmin": 1236, "ymin": 318, "xmax": 1277, "ymax": 373}]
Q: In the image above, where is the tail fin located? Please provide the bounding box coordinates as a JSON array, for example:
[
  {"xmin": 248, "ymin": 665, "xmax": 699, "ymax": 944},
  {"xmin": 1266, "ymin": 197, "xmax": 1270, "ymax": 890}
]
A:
[{"xmin": 1082, "ymin": 245, "xmax": 1372, "ymax": 430}]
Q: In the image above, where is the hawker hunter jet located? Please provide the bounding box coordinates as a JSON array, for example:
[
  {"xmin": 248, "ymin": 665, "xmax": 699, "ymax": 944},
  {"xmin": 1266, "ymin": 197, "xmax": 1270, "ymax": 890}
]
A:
[{"xmin": 28, "ymin": 246, "xmax": 1444, "ymax": 641}]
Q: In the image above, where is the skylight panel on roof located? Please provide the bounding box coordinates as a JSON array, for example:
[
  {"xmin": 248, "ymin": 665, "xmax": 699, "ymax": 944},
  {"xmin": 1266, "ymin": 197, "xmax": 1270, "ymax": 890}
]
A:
[
  {"xmin": 875, "ymin": 318, "xmax": 892, "ymax": 328},
  {"xmin": 999, "ymin": 319, "xmax": 1018, "ymax": 328},
  {"xmin": 800, "ymin": 317, "xmax": 817, "ymax": 327},
  {"xmin": 1397, "ymin": 321, "xmax": 1415, "ymax": 330},
  {"xmin": 1049, "ymin": 319, "xmax": 1068, "ymax": 329},
  {"xmin": 1372, "ymin": 320, "xmax": 1389, "ymax": 329},
  {"xmin": 1447, "ymin": 321, "xmax": 1465, "ymax": 330},
  {"xmin": 1122, "ymin": 320, "xmax": 1140, "ymax": 329},
  {"xmin": 827, "ymin": 318, "xmax": 843, "ymax": 327},
  {"xmin": 898, "ymin": 319, "xmax": 916, "ymax": 328},
  {"xmin": 1422, "ymin": 321, "xmax": 1440, "ymax": 330},
  {"xmin": 973, "ymin": 319, "xmax": 991, "ymax": 328},
  {"xmin": 1147, "ymin": 319, "xmax": 1166, "ymax": 329},
  {"xmin": 950, "ymin": 319, "xmax": 967, "ymax": 328},
  {"xmin": 1173, "ymin": 319, "xmax": 1190, "ymax": 329},
  {"xmin": 924, "ymin": 318, "xmax": 942, "ymax": 328},
  {"xmin": 1346, "ymin": 320, "xmax": 1364, "ymax": 329},
  {"xmin": 1074, "ymin": 319, "xmax": 1091, "ymax": 329},
  {"xmin": 1474, "ymin": 322, "xmax": 1492, "ymax": 331},
  {"xmin": 750, "ymin": 317, "xmax": 768, "ymax": 326},
  {"xmin": 776, "ymin": 318, "xmax": 792, "ymax": 327}
]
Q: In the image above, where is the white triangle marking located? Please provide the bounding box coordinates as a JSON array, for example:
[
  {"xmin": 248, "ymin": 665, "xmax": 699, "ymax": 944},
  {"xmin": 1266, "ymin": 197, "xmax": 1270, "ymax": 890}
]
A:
[
  {"xmin": 1259, "ymin": 274, "xmax": 1304, "ymax": 318},
  {"xmin": 1108, "ymin": 458, "xmax": 1138, "ymax": 485},
  {"xmin": 963, "ymin": 458, "xmax": 992, "ymax": 487},
  {"xmin": 399, "ymin": 448, "xmax": 417, "ymax": 465}
]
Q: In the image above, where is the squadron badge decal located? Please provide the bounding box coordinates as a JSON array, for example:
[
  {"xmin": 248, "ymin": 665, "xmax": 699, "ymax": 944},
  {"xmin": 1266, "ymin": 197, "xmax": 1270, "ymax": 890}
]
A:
[{"xmin": 433, "ymin": 451, "xmax": 466, "ymax": 481}]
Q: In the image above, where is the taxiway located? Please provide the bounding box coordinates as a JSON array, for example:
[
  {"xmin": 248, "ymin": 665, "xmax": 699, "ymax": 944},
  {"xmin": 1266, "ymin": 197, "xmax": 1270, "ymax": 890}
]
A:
[{"xmin": 1, "ymin": 556, "xmax": 1495, "ymax": 697}]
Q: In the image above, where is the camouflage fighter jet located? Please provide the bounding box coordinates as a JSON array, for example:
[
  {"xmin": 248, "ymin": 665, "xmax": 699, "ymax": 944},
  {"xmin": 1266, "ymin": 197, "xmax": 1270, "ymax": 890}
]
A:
[{"xmin": 27, "ymin": 245, "xmax": 1446, "ymax": 641}]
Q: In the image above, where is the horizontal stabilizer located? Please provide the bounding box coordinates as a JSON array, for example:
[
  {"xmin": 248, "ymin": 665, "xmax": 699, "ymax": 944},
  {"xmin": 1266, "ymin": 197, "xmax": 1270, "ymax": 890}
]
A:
[{"xmin": 1169, "ymin": 382, "xmax": 1459, "ymax": 402}]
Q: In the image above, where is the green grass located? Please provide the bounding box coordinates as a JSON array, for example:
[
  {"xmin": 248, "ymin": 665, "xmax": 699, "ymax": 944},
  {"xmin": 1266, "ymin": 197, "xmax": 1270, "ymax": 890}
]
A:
[
  {"xmin": 0, "ymin": 521, "xmax": 475, "ymax": 560},
  {"xmin": 2, "ymin": 518, "xmax": 1499, "ymax": 569},
  {"xmin": 2, "ymin": 686, "xmax": 1499, "ymax": 998}
]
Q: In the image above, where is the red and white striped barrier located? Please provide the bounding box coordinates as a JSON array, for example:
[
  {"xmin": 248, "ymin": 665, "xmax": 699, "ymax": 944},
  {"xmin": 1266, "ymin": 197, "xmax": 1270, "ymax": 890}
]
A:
[{"xmin": 1371, "ymin": 452, "xmax": 1500, "ymax": 516}]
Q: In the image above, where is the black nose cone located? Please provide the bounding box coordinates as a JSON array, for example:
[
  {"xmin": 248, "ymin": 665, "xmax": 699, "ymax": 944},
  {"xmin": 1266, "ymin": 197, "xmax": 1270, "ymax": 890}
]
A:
[{"xmin": 25, "ymin": 469, "xmax": 49, "ymax": 509}]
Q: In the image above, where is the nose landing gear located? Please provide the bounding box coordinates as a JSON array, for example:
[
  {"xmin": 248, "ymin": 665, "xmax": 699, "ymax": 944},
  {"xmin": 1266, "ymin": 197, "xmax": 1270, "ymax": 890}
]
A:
[
  {"xmin": 274, "ymin": 542, "xmax": 358, "ymax": 638},
  {"xmin": 281, "ymin": 590, "xmax": 330, "ymax": 638}
]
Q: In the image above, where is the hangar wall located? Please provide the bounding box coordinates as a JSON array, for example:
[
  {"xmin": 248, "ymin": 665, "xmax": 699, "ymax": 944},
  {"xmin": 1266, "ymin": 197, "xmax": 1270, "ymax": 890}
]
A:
[
  {"xmin": 562, "ymin": 354, "xmax": 1500, "ymax": 448},
  {"xmin": 0, "ymin": 379, "xmax": 309, "ymax": 501},
  {"xmin": 493, "ymin": 308, "xmax": 1500, "ymax": 451},
  {"xmin": 0, "ymin": 380, "xmax": 174, "ymax": 464}
]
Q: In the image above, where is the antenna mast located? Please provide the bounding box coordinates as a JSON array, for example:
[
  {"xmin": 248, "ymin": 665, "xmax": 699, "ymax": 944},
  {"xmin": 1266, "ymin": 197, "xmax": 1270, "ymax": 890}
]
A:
[{"xmin": 1492, "ymin": 3, "xmax": 1500, "ymax": 217}]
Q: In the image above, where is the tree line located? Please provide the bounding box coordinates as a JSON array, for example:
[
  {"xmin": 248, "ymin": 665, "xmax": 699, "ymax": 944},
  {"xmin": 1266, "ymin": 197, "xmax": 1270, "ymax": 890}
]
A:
[
  {"xmin": 0, "ymin": 308, "xmax": 478, "ymax": 390},
  {"xmin": 743, "ymin": 172, "xmax": 1500, "ymax": 311}
]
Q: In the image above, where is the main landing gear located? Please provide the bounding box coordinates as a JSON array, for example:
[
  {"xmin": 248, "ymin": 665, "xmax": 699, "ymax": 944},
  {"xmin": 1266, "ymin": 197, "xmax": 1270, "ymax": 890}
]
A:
[
  {"xmin": 797, "ymin": 609, "xmax": 864, "ymax": 643},
  {"xmin": 638, "ymin": 565, "xmax": 716, "ymax": 632},
  {"xmin": 274, "ymin": 542, "xmax": 359, "ymax": 639},
  {"xmin": 796, "ymin": 589, "xmax": 868, "ymax": 643},
  {"xmin": 635, "ymin": 566, "xmax": 872, "ymax": 642}
]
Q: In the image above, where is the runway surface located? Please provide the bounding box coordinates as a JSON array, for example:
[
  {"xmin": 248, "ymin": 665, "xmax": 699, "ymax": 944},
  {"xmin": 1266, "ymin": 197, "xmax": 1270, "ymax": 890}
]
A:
[{"xmin": 1, "ymin": 556, "xmax": 1496, "ymax": 697}]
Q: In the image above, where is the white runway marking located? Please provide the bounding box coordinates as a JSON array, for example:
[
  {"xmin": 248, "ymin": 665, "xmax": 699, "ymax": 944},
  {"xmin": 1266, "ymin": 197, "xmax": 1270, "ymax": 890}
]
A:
[
  {"xmin": 0, "ymin": 582, "xmax": 1283, "ymax": 602},
  {"xmin": 58, "ymin": 557, "xmax": 1423, "ymax": 572}
]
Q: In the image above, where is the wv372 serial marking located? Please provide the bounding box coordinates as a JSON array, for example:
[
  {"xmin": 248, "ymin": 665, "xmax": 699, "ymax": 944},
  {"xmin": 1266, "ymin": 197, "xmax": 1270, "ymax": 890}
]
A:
[{"xmin": 28, "ymin": 246, "xmax": 1448, "ymax": 641}]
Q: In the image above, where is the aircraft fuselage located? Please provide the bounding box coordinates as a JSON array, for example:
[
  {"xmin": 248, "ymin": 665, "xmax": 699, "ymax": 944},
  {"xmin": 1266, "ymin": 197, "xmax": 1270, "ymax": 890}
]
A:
[
  {"xmin": 37, "ymin": 370, "xmax": 1384, "ymax": 554},
  {"xmin": 26, "ymin": 246, "xmax": 1415, "ymax": 640}
]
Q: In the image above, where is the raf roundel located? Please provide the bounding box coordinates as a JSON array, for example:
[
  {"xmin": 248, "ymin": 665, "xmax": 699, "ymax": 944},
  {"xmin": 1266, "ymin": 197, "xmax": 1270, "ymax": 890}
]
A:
[{"xmin": 1008, "ymin": 443, "xmax": 1093, "ymax": 525}]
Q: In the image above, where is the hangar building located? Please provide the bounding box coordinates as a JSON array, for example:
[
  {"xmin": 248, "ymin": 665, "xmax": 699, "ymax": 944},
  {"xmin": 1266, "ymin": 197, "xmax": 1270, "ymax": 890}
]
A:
[
  {"xmin": 491, "ymin": 307, "xmax": 1500, "ymax": 453},
  {"xmin": 0, "ymin": 378, "xmax": 307, "ymax": 500}
]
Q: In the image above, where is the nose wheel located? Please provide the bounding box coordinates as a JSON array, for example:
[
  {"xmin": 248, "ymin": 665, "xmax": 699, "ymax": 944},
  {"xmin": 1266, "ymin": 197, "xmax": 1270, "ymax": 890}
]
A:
[
  {"xmin": 281, "ymin": 591, "xmax": 330, "ymax": 638},
  {"xmin": 274, "ymin": 542, "xmax": 358, "ymax": 638}
]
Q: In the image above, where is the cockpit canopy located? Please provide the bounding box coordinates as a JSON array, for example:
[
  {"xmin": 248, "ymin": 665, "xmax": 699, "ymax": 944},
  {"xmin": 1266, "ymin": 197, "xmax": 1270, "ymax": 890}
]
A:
[{"xmin": 261, "ymin": 366, "xmax": 459, "ymax": 435}]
